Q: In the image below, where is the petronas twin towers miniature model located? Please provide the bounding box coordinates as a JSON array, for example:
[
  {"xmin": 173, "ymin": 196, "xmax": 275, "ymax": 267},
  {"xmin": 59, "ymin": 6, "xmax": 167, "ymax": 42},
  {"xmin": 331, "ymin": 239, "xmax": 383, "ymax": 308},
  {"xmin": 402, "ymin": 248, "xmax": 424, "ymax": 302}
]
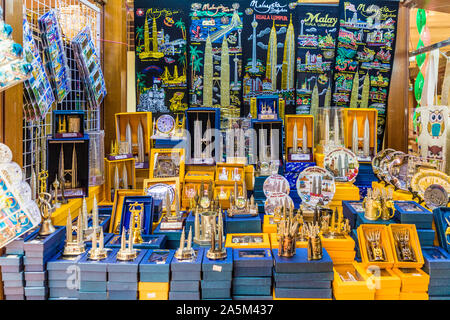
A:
[{"xmin": 352, "ymin": 116, "xmax": 371, "ymax": 158}]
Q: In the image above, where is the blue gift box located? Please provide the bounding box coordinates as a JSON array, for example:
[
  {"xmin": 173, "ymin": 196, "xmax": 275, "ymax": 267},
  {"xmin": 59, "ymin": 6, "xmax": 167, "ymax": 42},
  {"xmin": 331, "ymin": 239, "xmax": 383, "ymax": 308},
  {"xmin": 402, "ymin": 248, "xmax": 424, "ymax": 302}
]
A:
[
  {"xmin": 106, "ymin": 234, "xmax": 166, "ymax": 249},
  {"xmin": 2, "ymin": 272, "xmax": 23, "ymax": 281},
  {"xmin": 170, "ymin": 280, "xmax": 199, "ymax": 292},
  {"xmin": 429, "ymin": 296, "xmax": 450, "ymax": 300},
  {"xmin": 171, "ymin": 271, "xmax": 201, "ymax": 281},
  {"xmin": 4, "ymin": 287, "xmax": 24, "ymax": 295},
  {"xmin": 275, "ymin": 280, "xmax": 331, "ymax": 289},
  {"xmin": 49, "ymin": 287, "xmax": 79, "ymax": 299},
  {"xmin": 106, "ymin": 248, "xmax": 147, "ymax": 274},
  {"xmin": 48, "ymin": 271, "xmax": 75, "ymax": 281},
  {"xmin": 433, "ymin": 207, "xmax": 450, "ymax": 253},
  {"xmin": 25, "ymin": 264, "xmax": 46, "ymax": 272},
  {"xmin": 233, "ymin": 295, "xmax": 273, "ymax": 300},
  {"xmin": 234, "ymin": 267, "xmax": 272, "ymax": 277},
  {"xmin": 428, "ymin": 286, "xmax": 450, "ymax": 296},
  {"xmin": 23, "ymin": 226, "xmax": 65, "ymax": 255},
  {"xmin": 233, "ymin": 277, "xmax": 271, "ymax": 287},
  {"xmin": 202, "ymin": 271, "xmax": 232, "ymax": 281},
  {"xmin": 3, "ymin": 280, "xmax": 24, "ymax": 288},
  {"xmin": 394, "ymin": 201, "xmax": 433, "ymax": 229},
  {"xmin": 140, "ymin": 272, "xmax": 169, "ymax": 282},
  {"xmin": 48, "ymin": 280, "xmax": 69, "ymax": 288},
  {"xmin": 109, "ymin": 290, "xmax": 137, "ymax": 300},
  {"xmin": 120, "ymin": 196, "xmax": 154, "ymax": 235},
  {"xmin": 225, "ymin": 215, "xmax": 261, "ymax": 234},
  {"xmin": 272, "ymin": 248, "xmax": 333, "ymax": 273},
  {"xmin": 170, "ymin": 248, "xmax": 204, "ymax": 272},
  {"xmin": 430, "ymin": 278, "xmax": 450, "ymax": 287},
  {"xmin": 342, "ymin": 201, "xmax": 365, "ymax": 229},
  {"xmin": 47, "ymin": 251, "xmax": 88, "ymax": 271},
  {"xmin": 5, "ymin": 295, "xmax": 25, "ymax": 300},
  {"xmin": 201, "ymin": 288, "xmax": 231, "ymax": 299},
  {"xmin": 0, "ymin": 254, "xmax": 23, "ymax": 266},
  {"xmin": 26, "ymin": 296, "xmax": 47, "ymax": 300},
  {"xmin": 422, "ymin": 246, "xmax": 450, "ymax": 274},
  {"xmin": 153, "ymin": 225, "xmax": 183, "ymax": 243},
  {"xmin": 26, "ymin": 280, "xmax": 46, "ymax": 287},
  {"xmin": 274, "ymin": 287, "xmax": 332, "ymax": 299},
  {"xmin": 417, "ymin": 229, "xmax": 436, "ymax": 247},
  {"xmin": 232, "ymin": 284, "xmax": 271, "ymax": 296},
  {"xmin": 25, "ymin": 271, "xmax": 46, "ymax": 282},
  {"xmin": 169, "ymin": 291, "xmax": 200, "ymax": 300},
  {"xmin": 107, "ymin": 281, "xmax": 137, "ymax": 291},
  {"xmin": 202, "ymin": 248, "xmax": 233, "ymax": 272},
  {"xmin": 233, "ymin": 248, "xmax": 273, "ymax": 268},
  {"xmin": 139, "ymin": 249, "xmax": 174, "ymax": 282},
  {"xmin": 273, "ymin": 271, "xmax": 334, "ymax": 282},
  {"xmin": 80, "ymin": 281, "xmax": 107, "ymax": 292},
  {"xmin": 1, "ymin": 265, "xmax": 22, "ymax": 273},
  {"xmin": 201, "ymin": 280, "xmax": 231, "ymax": 289},
  {"xmin": 78, "ymin": 291, "xmax": 108, "ymax": 300}
]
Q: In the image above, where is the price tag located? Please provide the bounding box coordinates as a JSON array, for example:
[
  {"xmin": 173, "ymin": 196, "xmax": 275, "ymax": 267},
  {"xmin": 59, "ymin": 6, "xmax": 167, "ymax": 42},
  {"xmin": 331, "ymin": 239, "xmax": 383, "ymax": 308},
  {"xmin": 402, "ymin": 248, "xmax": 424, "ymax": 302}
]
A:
[{"xmin": 212, "ymin": 265, "xmax": 222, "ymax": 272}]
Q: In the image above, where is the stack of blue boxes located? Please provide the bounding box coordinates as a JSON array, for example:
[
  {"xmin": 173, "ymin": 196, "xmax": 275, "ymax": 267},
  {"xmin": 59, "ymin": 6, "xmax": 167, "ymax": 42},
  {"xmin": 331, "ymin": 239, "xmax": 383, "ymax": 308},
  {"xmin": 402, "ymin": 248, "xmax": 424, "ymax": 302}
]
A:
[
  {"xmin": 0, "ymin": 253, "xmax": 24, "ymax": 300},
  {"xmin": 393, "ymin": 201, "xmax": 435, "ymax": 247},
  {"xmin": 253, "ymin": 176, "xmax": 268, "ymax": 214},
  {"xmin": 201, "ymin": 248, "xmax": 233, "ymax": 300},
  {"xmin": 273, "ymin": 248, "xmax": 333, "ymax": 300},
  {"xmin": 169, "ymin": 248, "xmax": 203, "ymax": 300},
  {"xmin": 423, "ymin": 246, "xmax": 450, "ymax": 300},
  {"xmin": 23, "ymin": 227, "xmax": 65, "ymax": 300},
  {"xmin": 232, "ymin": 248, "xmax": 273, "ymax": 300},
  {"xmin": 47, "ymin": 251, "xmax": 86, "ymax": 300},
  {"xmin": 106, "ymin": 248, "xmax": 146, "ymax": 300},
  {"xmin": 353, "ymin": 163, "xmax": 377, "ymax": 199},
  {"xmin": 77, "ymin": 249, "xmax": 113, "ymax": 300},
  {"xmin": 138, "ymin": 250, "xmax": 174, "ymax": 299}
]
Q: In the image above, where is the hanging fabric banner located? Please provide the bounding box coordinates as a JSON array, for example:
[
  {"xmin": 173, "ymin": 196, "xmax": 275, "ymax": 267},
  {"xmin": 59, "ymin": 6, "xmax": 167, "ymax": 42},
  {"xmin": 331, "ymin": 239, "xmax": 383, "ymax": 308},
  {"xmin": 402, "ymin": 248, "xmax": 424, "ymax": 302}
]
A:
[
  {"xmin": 333, "ymin": 0, "xmax": 400, "ymax": 148},
  {"xmin": 295, "ymin": 3, "xmax": 338, "ymax": 115},
  {"xmin": 134, "ymin": 0, "xmax": 189, "ymax": 113},
  {"xmin": 241, "ymin": 0, "xmax": 297, "ymax": 116},
  {"xmin": 188, "ymin": 1, "xmax": 243, "ymax": 119}
]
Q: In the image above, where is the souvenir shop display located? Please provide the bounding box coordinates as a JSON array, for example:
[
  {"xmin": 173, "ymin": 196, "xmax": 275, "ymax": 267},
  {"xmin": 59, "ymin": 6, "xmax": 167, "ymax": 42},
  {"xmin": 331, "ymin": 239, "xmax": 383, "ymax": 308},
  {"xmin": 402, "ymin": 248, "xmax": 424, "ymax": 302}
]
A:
[
  {"xmin": 296, "ymin": 166, "xmax": 336, "ymax": 209},
  {"xmin": 285, "ymin": 115, "xmax": 314, "ymax": 162},
  {"xmin": 151, "ymin": 113, "xmax": 186, "ymax": 140}
]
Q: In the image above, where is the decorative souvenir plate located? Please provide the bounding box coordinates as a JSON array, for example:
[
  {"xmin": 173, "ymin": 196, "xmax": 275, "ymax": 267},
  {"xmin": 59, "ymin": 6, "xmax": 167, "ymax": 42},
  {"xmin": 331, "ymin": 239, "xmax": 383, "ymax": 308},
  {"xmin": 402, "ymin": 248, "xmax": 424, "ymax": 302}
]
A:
[
  {"xmin": 144, "ymin": 183, "xmax": 175, "ymax": 205},
  {"xmin": 424, "ymin": 184, "xmax": 449, "ymax": 209},
  {"xmin": 387, "ymin": 153, "xmax": 412, "ymax": 191},
  {"xmin": 372, "ymin": 148, "xmax": 395, "ymax": 178},
  {"xmin": 156, "ymin": 114, "xmax": 175, "ymax": 134},
  {"xmin": 263, "ymin": 174, "xmax": 290, "ymax": 197},
  {"xmin": 378, "ymin": 150, "xmax": 403, "ymax": 184},
  {"xmin": 264, "ymin": 192, "xmax": 294, "ymax": 216},
  {"xmin": 324, "ymin": 147, "xmax": 359, "ymax": 183},
  {"xmin": 296, "ymin": 166, "xmax": 336, "ymax": 208},
  {"xmin": 410, "ymin": 169, "xmax": 450, "ymax": 199}
]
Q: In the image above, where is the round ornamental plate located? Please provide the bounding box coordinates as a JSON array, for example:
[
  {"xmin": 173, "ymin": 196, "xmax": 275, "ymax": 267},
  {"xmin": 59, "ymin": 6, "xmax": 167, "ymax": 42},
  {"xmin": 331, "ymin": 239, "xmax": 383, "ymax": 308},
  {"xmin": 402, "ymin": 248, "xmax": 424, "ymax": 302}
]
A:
[
  {"xmin": 296, "ymin": 166, "xmax": 336, "ymax": 207},
  {"xmin": 144, "ymin": 183, "xmax": 175, "ymax": 205},
  {"xmin": 263, "ymin": 174, "xmax": 290, "ymax": 197},
  {"xmin": 324, "ymin": 147, "xmax": 359, "ymax": 183},
  {"xmin": 387, "ymin": 153, "xmax": 413, "ymax": 191},
  {"xmin": 264, "ymin": 192, "xmax": 294, "ymax": 216},
  {"xmin": 411, "ymin": 169, "xmax": 450, "ymax": 199},
  {"xmin": 156, "ymin": 114, "xmax": 175, "ymax": 134},
  {"xmin": 424, "ymin": 184, "xmax": 449, "ymax": 209},
  {"xmin": 378, "ymin": 150, "xmax": 403, "ymax": 184}
]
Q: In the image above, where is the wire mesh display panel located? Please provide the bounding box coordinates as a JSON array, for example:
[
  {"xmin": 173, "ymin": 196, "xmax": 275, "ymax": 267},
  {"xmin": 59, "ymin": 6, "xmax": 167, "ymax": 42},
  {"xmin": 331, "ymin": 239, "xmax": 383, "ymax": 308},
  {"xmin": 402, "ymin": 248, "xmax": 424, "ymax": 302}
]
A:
[{"xmin": 22, "ymin": 0, "xmax": 102, "ymax": 184}]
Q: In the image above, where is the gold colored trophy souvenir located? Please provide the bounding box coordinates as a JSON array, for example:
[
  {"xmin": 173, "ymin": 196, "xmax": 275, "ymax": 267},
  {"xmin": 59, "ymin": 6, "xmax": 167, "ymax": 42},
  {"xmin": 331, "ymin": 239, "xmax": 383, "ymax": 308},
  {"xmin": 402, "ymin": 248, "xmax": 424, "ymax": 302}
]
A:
[
  {"xmin": 38, "ymin": 170, "xmax": 48, "ymax": 195},
  {"xmin": 393, "ymin": 229, "xmax": 416, "ymax": 262},
  {"xmin": 63, "ymin": 210, "xmax": 86, "ymax": 256},
  {"xmin": 365, "ymin": 230, "xmax": 386, "ymax": 262},
  {"xmin": 304, "ymin": 222, "xmax": 322, "ymax": 260},
  {"xmin": 277, "ymin": 209, "xmax": 299, "ymax": 258},
  {"xmin": 58, "ymin": 116, "xmax": 67, "ymax": 133},
  {"xmin": 116, "ymin": 227, "xmax": 138, "ymax": 261},
  {"xmin": 38, "ymin": 192, "xmax": 56, "ymax": 236},
  {"xmin": 380, "ymin": 189, "xmax": 395, "ymax": 221},
  {"xmin": 129, "ymin": 202, "xmax": 144, "ymax": 244},
  {"xmin": 88, "ymin": 229, "xmax": 108, "ymax": 260},
  {"xmin": 363, "ymin": 188, "xmax": 382, "ymax": 221},
  {"xmin": 206, "ymin": 210, "xmax": 227, "ymax": 260}
]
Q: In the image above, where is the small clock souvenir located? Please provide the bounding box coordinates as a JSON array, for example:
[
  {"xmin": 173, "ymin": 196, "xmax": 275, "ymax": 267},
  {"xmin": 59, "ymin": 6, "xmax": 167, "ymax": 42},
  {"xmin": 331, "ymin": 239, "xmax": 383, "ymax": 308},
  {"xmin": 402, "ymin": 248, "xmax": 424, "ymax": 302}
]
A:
[
  {"xmin": 264, "ymin": 192, "xmax": 294, "ymax": 215},
  {"xmin": 324, "ymin": 147, "xmax": 359, "ymax": 183},
  {"xmin": 424, "ymin": 184, "xmax": 449, "ymax": 209},
  {"xmin": 263, "ymin": 174, "xmax": 290, "ymax": 197},
  {"xmin": 156, "ymin": 114, "xmax": 175, "ymax": 135},
  {"xmin": 296, "ymin": 166, "xmax": 336, "ymax": 208}
]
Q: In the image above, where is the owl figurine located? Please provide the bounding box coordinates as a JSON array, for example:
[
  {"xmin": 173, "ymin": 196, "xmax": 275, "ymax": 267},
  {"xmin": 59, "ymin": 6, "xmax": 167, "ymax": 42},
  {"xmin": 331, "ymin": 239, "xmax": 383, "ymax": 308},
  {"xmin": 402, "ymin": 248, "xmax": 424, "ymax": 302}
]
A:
[{"xmin": 427, "ymin": 110, "xmax": 445, "ymax": 138}]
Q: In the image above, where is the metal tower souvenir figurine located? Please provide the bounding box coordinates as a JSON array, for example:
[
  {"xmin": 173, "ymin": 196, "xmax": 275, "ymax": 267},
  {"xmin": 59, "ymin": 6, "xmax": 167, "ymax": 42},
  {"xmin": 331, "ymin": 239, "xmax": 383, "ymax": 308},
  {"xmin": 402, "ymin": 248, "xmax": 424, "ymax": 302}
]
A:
[
  {"xmin": 228, "ymin": 181, "xmax": 257, "ymax": 217},
  {"xmin": 393, "ymin": 229, "xmax": 417, "ymax": 262},
  {"xmin": 129, "ymin": 202, "xmax": 144, "ymax": 244},
  {"xmin": 116, "ymin": 227, "xmax": 138, "ymax": 261},
  {"xmin": 63, "ymin": 209, "xmax": 85, "ymax": 256},
  {"xmin": 160, "ymin": 189, "xmax": 183, "ymax": 230},
  {"xmin": 88, "ymin": 229, "xmax": 108, "ymax": 261},
  {"xmin": 206, "ymin": 210, "xmax": 227, "ymax": 260},
  {"xmin": 365, "ymin": 230, "xmax": 386, "ymax": 262},
  {"xmin": 277, "ymin": 208, "xmax": 299, "ymax": 258},
  {"xmin": 305, "ymin": 222, "xmax": 322, "ymax": 260},
  {"xmin": 175, "ymin": 227, "xmax": 195, "ymax": 261}
]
